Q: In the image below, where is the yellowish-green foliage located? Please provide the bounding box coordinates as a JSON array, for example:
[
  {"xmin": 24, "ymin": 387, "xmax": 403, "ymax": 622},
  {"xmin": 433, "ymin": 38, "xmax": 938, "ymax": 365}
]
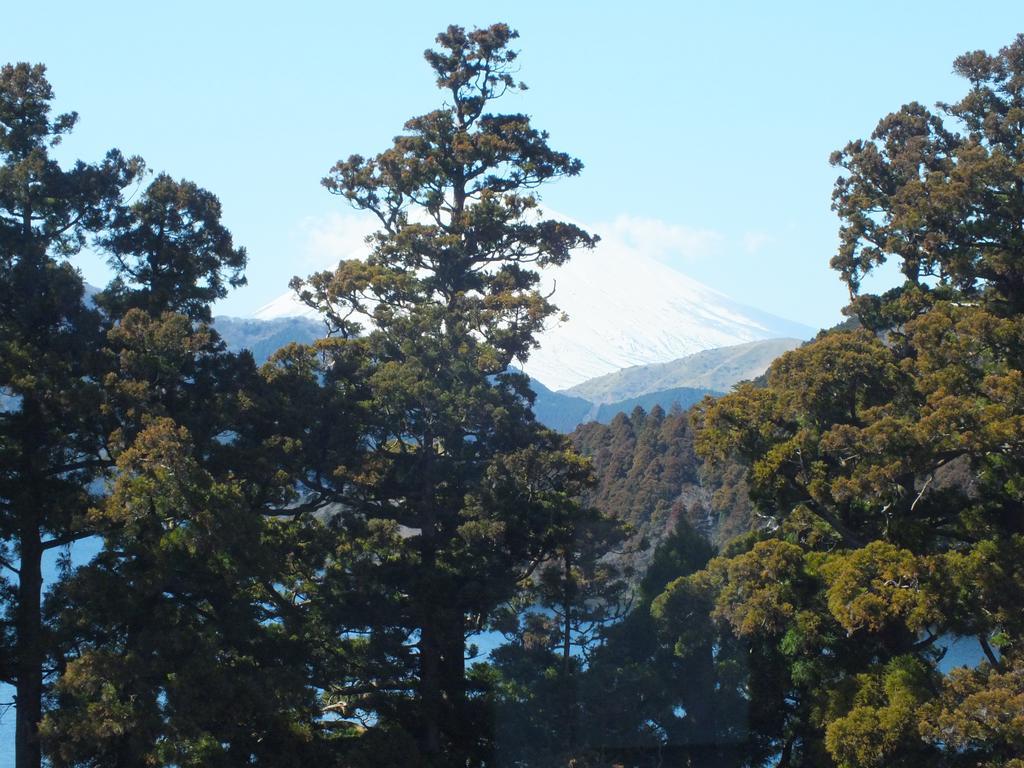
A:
[
  {"xmin": 655, "ymin": 33, "xmax": 1024, "ymax": 768},
  {"xmin": 918, "ymin": 661, "xmax": 1024, "ymax": 760},
  {"xmin": 824, "ymin": 657, "xmax": 933, "ymax": 768},
  {"xmin": 821, "ymin": 542, "xmax": 944, "ymax": 636},
  {"xmin": 695, "ymin": 539, "xmax": 806, "ymax": 638}
]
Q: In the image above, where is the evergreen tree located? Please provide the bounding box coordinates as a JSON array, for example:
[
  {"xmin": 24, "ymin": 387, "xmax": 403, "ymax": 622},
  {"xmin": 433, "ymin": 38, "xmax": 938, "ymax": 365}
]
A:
[
  {"xmin": 487, "ymin": 508, "xmax": 629, "ymax": 765},
  {"xmin": 0, "ymin": 62, "xmax": 141, "ymax": 768},
  {"xmin": 681, "ymin": 34, "xmax": 1024, "ymax": 767},
  {"xmin": 38, "ymin": 175, "xmax": 341, "ymax": 765},
  {"xmin": 98, "ymin": 172, "xmax": 246, "ymax": 323},
  {"xmin": 290, "ymin": 23, "xmax": 597, "ymax": 763},
  {"xmin": 573, "ymin": 520, "xmax": 737, "ymax": 767}
]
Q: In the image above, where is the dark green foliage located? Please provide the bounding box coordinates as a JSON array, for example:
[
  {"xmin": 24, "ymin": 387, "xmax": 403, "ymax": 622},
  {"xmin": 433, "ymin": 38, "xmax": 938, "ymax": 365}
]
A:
[
  {"xmin": 5, "ymin": 23, "xmax": 1024, "ymax": 768},
  {"xmin": 681, "ymin": 34, "xmax": 1024, "ymax": 768},
  {"xmin": 281, "ymin": 22, "xmax": 599, "ymax": 763},
  {"xmin": 0, "ymin": 59, "xmax": 334, "ymax": 768},
  {"xmin": 98, "ymin": 173, "xmax": 247, "ymax": 322},
  {"xmin": 567, "ymin": 521, "xmax": 747, "ymax": 767},
  {"xmin": 0, "ymin": 61, "xmax": 142, "ymax": 768},
  {"xmin": 43, "ymin": 419, "xmax": 330, "ymax": 767},
  {"xmin": 486, "ymin": 511, "xmax": 631, "ymax": 766},
  {"xmin": 35, "ymin": 177, "xmax": 334, "ymax": 764}
]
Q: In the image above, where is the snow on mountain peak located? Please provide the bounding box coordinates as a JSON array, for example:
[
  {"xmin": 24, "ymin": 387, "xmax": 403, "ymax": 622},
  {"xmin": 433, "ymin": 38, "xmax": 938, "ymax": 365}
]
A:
[
  {"xmin": 253, "ymin": 289, "xmax": 320, "ymax": 322},
  {"xmin": 518, "ymin": 243, "xmax": 812, "ymax": 389}
]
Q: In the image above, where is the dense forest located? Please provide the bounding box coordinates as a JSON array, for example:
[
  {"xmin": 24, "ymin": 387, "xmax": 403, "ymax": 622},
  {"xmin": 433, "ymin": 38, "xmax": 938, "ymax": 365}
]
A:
[
  {"xmin": 2, "ymin": 22, "xmax": 1024, "ymax": 768},
  {"xmin": 573, "ymin": 404, "xmax": 754, "ymax": 549}
]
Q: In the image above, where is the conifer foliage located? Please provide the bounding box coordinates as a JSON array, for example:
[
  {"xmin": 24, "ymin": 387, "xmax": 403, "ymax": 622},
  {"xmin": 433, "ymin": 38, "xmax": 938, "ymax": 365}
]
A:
[
  {"xmin": 679, "ymin": 34, "xmax": 1024, "ymax": 768},
  {"xmin": 289, "ymin": 23, "xmax": 598, "ymax": 762},
  {"xmin": 0, "ymin": 63, "xmax": 141, "ymax": 768}
]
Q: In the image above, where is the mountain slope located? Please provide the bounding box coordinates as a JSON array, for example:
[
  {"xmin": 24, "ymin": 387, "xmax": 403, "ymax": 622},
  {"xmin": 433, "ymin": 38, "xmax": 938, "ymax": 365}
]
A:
[
  {"xmin": 213, "ymin": 315, "xmax": 325, "ymax": 363},
  {"xmin": 525, "ymin": 377, "xmax": 595, "ymax": 434},
  {"xmin": 571, "ymin": 405, "xmax": 753, "ymax": 552},
  {"xmin": 592, "ymin": 386, "xmax": 719, "ymax": 423},
  {"xmin": 566, "ymin": 338, "xmax": 802, "ymax": 403},
  {"xmin": 518, "ymin": 244, "xmax": 812, "ymax": 389}
]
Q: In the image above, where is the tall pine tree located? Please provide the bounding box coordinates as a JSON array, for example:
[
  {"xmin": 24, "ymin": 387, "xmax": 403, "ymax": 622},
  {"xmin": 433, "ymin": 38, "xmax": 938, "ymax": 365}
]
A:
[
  {"xmin": 38, "ymin": 175, "xmax": 343, "ymax": 765},
  {"xmin": 0, "ymin": 63, "xmax": 141, "ymax": 768},
  {"xmin": 291, "ymin": 23, "xmax": 597, "ymax": 763}
]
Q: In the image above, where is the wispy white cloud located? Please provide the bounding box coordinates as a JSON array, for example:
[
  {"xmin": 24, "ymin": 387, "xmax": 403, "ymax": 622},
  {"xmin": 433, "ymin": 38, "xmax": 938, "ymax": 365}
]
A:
[
  {"xmin": 598, "ymin": 215, "xmax": 724, "ymax": 263},
  {"xmin": 296, "ymin": 208, "xmax": 732, "ymax": 273},
  {"xmin": 298, "ymin": 211, "xmax": 378, "ymax": 268}
]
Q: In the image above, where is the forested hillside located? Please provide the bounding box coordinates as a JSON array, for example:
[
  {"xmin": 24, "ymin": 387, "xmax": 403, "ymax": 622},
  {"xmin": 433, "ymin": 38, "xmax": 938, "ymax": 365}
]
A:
[{"xmin": 572, "ymin": 404, "xmax": 752, "ymax": 548}]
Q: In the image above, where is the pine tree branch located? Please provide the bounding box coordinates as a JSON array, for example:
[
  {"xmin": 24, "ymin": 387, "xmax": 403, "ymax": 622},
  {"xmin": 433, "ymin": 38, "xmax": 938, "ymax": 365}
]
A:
[
  {"xmin": 0, "ymin": 555, "xmax": 19, "ymax": 576},
  {"xmin": 978, "ymin": 634, "xmax": 1004, "ymax": 671},
  {"xmin": 41, "ymin": 529, "xmax": 93, "ymax": 551}
]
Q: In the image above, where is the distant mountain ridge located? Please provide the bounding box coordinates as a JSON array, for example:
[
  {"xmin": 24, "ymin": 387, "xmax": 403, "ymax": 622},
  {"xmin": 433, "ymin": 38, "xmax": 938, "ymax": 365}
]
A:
[
  {"xmin": 213, "ymin": 315, "xmax": 324, "ymax": 362},
  {"xmin": 565, "ymin": 338, "xmax": 802, "ymax": 403},
  {"xmin": 211, "ymin": 318, "xmax": 797, "ymax": 434},
  {"xmin": 528, "ymin": 377, "xmax": 719, "ymax": 433}
]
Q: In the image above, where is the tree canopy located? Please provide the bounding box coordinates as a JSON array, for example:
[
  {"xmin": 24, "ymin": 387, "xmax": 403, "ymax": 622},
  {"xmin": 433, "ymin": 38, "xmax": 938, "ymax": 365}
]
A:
[{"xmin": 676, "ymin": 33, "xmax": 1024, "ymax": 768}]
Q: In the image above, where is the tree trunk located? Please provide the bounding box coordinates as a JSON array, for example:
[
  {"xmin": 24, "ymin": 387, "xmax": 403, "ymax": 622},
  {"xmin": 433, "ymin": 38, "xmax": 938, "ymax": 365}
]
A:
[
  {"xmin": 562, "ymin": 550, "xmax": 572, "ymax": 675},
  {"xmin": 415, "ymin": 430, "xmax": 444, "ymax": 757},
  {"xmin": 561, "ymin": 549, "xmax": 577, "ymax": 756},
  {"xmin": 777, "ymin": 734, "xmax": 795, "ymax": 768},
  {"xmin": 440, "ymin": 609, "xmax": 466, "ymax": 755},
  {"xmin": 419, "ymin": 616, "xmax": 443, "ymax": 755},
  {"xmin": 684, "ymin": 643, "xmax": 716, "ymax": 737},
  {"xmin": 15, "ymin": 518, "xmax": 43, "ymax": 768}
]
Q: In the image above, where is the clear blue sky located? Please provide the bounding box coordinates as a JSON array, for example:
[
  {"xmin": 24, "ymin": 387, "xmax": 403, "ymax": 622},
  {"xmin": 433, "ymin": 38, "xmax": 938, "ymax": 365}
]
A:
[{"xmin": 3, "ymin": 1, "xmax": 1023, "ymax": 330}]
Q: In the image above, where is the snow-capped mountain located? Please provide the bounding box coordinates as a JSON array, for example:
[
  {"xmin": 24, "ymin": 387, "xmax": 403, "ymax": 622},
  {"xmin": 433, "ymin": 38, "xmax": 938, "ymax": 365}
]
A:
[
  {"xmin": 520, "ymin": 246, "xmax": 812, "ymax": 389},
  {"xmin": 252, "ymin": 290, "xmax": 319, "ymax": 322},
  {"xmin": 253, "ymin": 240, "xmax": 813, "ymax": 391}
]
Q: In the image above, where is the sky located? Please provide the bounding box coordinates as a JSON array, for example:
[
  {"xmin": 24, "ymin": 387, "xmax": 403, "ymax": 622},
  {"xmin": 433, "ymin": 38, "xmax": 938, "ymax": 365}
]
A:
[{"xmin": 3, "ymin": 1, "xmax": 1024, "ymax": 331}]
